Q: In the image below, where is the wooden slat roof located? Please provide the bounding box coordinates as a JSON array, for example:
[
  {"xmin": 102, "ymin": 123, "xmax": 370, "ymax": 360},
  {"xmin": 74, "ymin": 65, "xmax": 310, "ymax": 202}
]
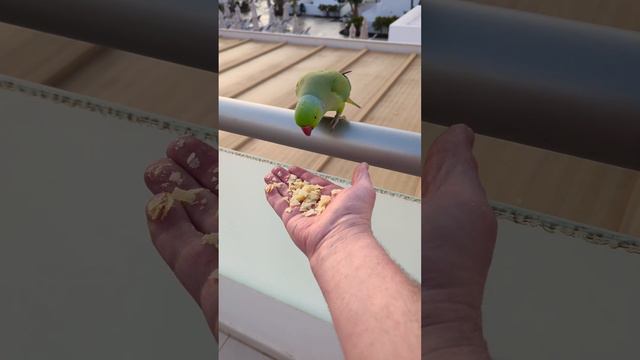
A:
[{"xmin": 219, "ymin": 37, "xmax": 422, "ymax": 197}]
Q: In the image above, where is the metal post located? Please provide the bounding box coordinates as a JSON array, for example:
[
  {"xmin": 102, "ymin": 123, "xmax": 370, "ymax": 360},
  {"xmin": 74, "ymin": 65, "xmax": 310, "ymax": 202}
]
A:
[
  {"xmin": 219, "ymin": 97, "xmax": 422, "ymax": 176},
  {"xmin": 0, "ymin": 0, "xmax": 217, "ymax": 72},
  {"xmin": 423, "ymin": 0, "xmax": 640, "ymax": 170}
]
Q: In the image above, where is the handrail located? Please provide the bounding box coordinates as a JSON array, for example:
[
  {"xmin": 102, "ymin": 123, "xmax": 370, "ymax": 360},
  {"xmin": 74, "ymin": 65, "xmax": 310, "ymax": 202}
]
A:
[
  {"xmin": 424, "ymin": 0, "xmax": 640, "ymax": 170},
  {"xmin": 219, "ymin": 97, "xmax": 421, "ymax": 176},
  {"xmin": 0, "ymin": 0, "xmax": 217, "ymax": 72}
]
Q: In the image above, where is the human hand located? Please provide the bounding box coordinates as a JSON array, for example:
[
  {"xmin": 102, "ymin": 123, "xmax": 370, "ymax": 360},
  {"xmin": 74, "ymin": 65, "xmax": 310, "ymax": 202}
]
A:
[
  {"xmin": 422, "ymin": 125, "xmax": 497, "ymax": 359},
  {"xmin": 144, "ymin": 136, "xmax": 219, "ymax": 340},
  {"xmin": 263, "ymin": 163, "xmax": 375, "ymax": 260}
]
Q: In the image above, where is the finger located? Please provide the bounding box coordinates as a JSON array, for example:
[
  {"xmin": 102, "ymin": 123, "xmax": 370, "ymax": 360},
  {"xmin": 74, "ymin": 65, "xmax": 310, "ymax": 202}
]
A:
[
  {"xmin": 423, "ymin": 124, "xmax": 482, "ymax": 196},
  {"xmin": 271, "ymin": 166, "xmax": 291, "ymax": 183},
  {"xmin": 182, "ymin": 190, "xmax": 218, "ymax": 234},
  {"xmin": 145, "ymin": 159, "xmax": 200, "ymax": 193},
  {"xmin": 145, "ymin": 159, "xmax": 218, "ymax": 234},
  {"xmin": 288, "ymin": 166, "xmax": 335, "ymax": 187},
  {"xmin": 146, "ymin": 194, "xmax": 217, "ymax": 312},
  {"xmin": 166, "ymin": 136, "xmax": 218, "ymax": 193},
  {"xmin": 265, "ymin": 189, "xmax": 292, "ymax": 219},
  {"xmin": 264, "ymin": 173, "xmax": 288, "ymax": 197},
  {"xmin": 351, "ymin": 162, "xmax": 373, "ymax": 188},
  {"xmin": 145, "ymin": 193, "xmax": 201, "ymax": 269},
  {"xmin": 425, "ymin": 124, "xmax": 475, "ymax": 175},
  {"xmin": 173, "ymin": 238, "xmax": 217, "ymax": 306}
]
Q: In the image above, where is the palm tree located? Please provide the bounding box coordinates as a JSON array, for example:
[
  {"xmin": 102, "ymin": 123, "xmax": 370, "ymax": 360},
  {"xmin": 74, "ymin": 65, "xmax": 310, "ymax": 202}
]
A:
[{"xmin": 347, "ymin": 0, "xmax": 363, "ymax": 18}]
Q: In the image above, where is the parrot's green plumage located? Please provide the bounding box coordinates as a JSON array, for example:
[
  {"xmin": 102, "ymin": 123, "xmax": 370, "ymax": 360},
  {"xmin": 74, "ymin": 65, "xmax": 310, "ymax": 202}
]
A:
[{"xmin": 294, "ymin": 70, "xmax": 360, "ymax": 136}]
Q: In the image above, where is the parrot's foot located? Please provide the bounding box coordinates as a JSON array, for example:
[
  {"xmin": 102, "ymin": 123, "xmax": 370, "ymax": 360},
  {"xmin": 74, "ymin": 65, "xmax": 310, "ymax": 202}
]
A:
[{"xmin": 330, "ymin": 115, "xmax": 346, "ymax": 131}]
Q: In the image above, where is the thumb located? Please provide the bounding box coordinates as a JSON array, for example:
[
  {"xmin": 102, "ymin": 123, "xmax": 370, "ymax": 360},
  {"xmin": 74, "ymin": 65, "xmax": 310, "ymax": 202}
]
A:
[{"xmin": 351, "ymin": 162, "xmax": 373, "ymax": 187}]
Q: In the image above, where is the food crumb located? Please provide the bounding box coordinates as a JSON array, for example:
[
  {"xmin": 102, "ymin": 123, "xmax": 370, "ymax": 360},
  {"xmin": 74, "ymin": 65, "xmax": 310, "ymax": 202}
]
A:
[
  {"xmin": 168, "ymin": 171, "xmax": 183, "ymax": 184},
  {"xmin": 316, "ymin": 195, "xmax": 332, "ymax": 213},
  {"xmin": 171, "ymin": 187, "xmax": 204, "ymax": 204},
  {"xmin": 283, "ymin": 173, "xmax": 340, "ymax": 217},
  {"xmin": 202, "ymin": 233, "xmax": 218, "ymax": 247},
  {"xmin": 148, "ymin": 163, "xmax": 168, "ymax": 177},
  {"xmin": 175, "ymin": 137, "xmax": 186, "ymax": 149},
  {"xmin": 147, "ymin": 187, "xmax": 207, "ymax": 221},
  {"xmin": 265, "ymin": 183, "xmax": 280, "ymax": 193},
  {"xmin": 147, "ymin": 193, "xmax": 174, "ymax": 221},
  {"xmin": 187, "ymin": 153, "xmax": 200, "ymax": 169}
]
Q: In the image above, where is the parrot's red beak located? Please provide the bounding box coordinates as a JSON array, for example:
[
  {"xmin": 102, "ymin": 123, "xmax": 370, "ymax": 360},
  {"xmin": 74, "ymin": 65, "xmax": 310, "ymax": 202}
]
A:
[{"xmin": 302, "ymin": 126, "xmax": 313, "ymax": 136}]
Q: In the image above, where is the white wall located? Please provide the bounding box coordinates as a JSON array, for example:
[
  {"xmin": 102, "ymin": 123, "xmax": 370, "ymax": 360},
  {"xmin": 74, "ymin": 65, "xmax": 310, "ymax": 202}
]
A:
[
  {"xmin": 389, "ymin": 5, "xmax": 421, "ymax": 44},
  {"xmin": 0, "ymin": 78, "xmax": 217, "ymax": 359},
  {"xmin": 484, "ymin": 220, "xmax": 640, "ymax": 359}
]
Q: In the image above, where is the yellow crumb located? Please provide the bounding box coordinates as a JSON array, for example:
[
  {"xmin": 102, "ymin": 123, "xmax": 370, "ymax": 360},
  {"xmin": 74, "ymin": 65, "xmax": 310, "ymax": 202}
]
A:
[
  {"xmin": 316, "ymin": 195, "xmax": 332, "ymax": 213},
  {"xmin": 147, "ymin": 193, "xmax": 175, "ymax": 221},
  {"xmin": 171, "ymin": 187, "xmax": 203, "ymax": 204},
  {"xmin": 201, "ymin": 233, "xmax": 219, "ymax": 247},
  {"xmin": 168, "ymin": 171, "xmax": 183, "ymax": 184},
  {"xmin": 147, "ymin": 188, "xmax": 206, "ymax": 221},
  {"xmin": 265, "ymin": 183, "xmax": 279, "ymax": 193},
  {"xmin": 283, "ymin": 173, "xmax": 338, "ymax": 217}
]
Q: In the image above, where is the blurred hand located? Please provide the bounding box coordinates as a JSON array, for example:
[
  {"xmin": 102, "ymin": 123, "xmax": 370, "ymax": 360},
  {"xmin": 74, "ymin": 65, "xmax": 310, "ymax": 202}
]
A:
[
  {"xmin": 264, "ymin": 163, "xmax": 375, "ymax": 259},
  {"xmin": 144, "ymin": 136, "xmax": 219, "ymax": 340},
  {"xmin": 422, "ymin": 124, "xmax": 497, "ymax": 359}
]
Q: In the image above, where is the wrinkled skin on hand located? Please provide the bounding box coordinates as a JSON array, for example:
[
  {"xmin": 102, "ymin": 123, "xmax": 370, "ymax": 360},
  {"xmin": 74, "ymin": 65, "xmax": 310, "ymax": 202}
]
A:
[{"xmin": 264, "ymin": 163, "xmax": 375, "ymax": 259}]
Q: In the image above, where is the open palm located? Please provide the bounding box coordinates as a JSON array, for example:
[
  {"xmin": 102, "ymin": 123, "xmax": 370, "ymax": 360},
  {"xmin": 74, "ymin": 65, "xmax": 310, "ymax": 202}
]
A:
[{"xmin": 264, "ymin": 163, "xmax": 376, "ymax": 259}]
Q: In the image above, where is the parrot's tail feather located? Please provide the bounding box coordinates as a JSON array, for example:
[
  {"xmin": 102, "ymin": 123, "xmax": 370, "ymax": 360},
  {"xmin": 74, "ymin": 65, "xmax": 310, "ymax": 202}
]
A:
[{"xmin": 347, "ymin": 97, "xmax": 361, "ymax": 109}]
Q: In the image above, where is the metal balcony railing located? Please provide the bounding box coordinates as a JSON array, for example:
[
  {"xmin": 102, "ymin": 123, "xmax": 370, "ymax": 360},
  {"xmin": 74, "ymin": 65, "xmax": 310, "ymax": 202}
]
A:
[
  {"xmin": 424, "ymin": 0, "xmax": 640, "ymax": 170},
  {"xmin": 219, "ymin": 97, "xmax": 422, "ymax": 176},
  {"xmin": 0, "ymin": 0, "xmax": 217, "ymax": 72}
]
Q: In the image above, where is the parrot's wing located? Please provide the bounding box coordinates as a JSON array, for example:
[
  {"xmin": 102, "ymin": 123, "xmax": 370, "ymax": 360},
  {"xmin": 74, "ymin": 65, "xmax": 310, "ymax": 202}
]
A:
[
  {"xmin": 331, "ymin": 73, "xmax": 351, "ymax": 100},
  {"xmin": 295, "ymin": 73, "xmax": 313, "ymax": 98}
]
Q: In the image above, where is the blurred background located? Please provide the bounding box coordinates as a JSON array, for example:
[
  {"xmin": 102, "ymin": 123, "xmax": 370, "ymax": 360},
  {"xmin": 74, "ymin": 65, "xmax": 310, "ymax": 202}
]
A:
[
  {"xmin": 0, "ymin": 21, "xmax": 217, "ymax": 129},
  {"xmin": 424, "ymin": 0, "xmax": 640, "ymax": 239}
]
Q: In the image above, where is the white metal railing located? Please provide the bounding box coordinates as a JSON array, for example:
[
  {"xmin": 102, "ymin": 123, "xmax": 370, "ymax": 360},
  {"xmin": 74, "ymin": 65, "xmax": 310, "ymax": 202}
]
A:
[
  {"xmin": 0, "ymin": 0, "xmax": 216, "ymax": 71},
  {"xmin": 219, "ymin": 97, "xmax": 421, "ymax": 176}
]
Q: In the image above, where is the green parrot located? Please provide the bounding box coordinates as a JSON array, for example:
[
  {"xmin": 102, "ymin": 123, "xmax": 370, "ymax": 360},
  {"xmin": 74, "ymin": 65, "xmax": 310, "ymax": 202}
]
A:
[{"xmin": 294, "ymin": 70, "xmax": 361, "ymax": 136}]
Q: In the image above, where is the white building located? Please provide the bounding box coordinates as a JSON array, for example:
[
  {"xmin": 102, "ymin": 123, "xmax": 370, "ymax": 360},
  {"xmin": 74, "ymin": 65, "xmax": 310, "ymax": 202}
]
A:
[
  {"xmin": 389, "ymin": 5, "xmax": 421, "ymax": 44},
  {"xmin": 357, "ymin": 0, "xmax": 419, "ymax": 35}
]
